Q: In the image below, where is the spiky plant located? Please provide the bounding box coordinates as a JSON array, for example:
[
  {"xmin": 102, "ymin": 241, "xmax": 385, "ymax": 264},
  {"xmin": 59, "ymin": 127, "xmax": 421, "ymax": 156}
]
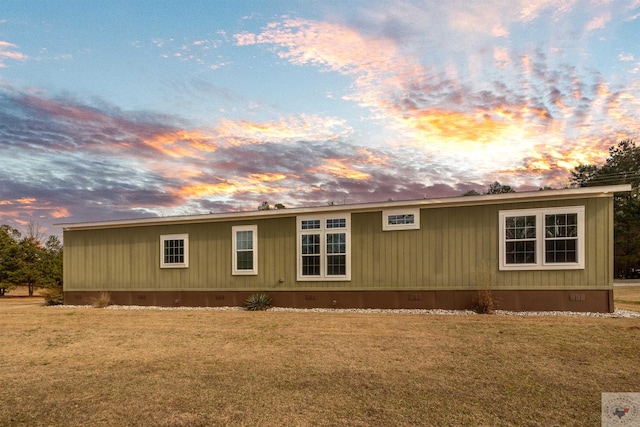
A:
[{"xmin": 244, "ymin": 293, "xmax": 272, "ymax": 311}]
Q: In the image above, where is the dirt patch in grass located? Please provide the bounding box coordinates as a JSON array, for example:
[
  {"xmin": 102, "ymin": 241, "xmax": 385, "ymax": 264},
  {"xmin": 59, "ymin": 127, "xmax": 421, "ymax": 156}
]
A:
[{"xmin": 0, "ymin": 298, "xmax": 638, "ymax": 426}]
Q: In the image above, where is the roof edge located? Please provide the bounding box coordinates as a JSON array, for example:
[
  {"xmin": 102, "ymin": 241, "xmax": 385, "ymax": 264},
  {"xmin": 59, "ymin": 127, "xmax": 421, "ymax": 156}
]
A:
[{"xmin": 57, "ymin": 184, "xmax": 632, "ymax": 231}]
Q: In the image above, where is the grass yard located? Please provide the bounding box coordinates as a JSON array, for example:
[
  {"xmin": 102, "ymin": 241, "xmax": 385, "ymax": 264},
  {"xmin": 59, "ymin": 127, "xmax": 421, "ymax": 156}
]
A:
[
  {"xmin": 614, "ymin": 284, "xmax": 640, "ymax": 311},
  {"xmin": 0, "ymin": 295, "xmax": 639, "ymax": 427}
]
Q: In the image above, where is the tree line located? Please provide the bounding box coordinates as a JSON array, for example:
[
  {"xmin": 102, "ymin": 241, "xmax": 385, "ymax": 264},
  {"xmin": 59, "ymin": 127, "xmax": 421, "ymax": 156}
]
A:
[
  {"xmin": 0, "ymin": 224, "xmax": 63, "ymax": 297},
  {"xmin": 569, "ymin": 139, "xmax": 640, "ymax": 278}
]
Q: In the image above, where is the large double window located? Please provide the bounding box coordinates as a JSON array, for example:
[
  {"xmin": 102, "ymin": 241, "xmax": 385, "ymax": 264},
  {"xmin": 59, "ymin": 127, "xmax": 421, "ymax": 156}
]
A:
[
  {"xmin": 499, "ymin": 207, "xmax": 585, "ymax": 270},
  {"xmin": 297, "ymin": 214, "xmax": 351, "ymax": 280}
]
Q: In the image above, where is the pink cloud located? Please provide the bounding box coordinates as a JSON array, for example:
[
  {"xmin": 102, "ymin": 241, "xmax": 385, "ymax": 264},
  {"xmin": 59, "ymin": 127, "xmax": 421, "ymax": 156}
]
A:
[
  {"xmin": 215, "ymin": 114, "xmax": 351, "ymax": 146},
  {"xmin": 494, "ymin": 47, "xmax": 511, "ymax": 69},
  {"xmin": 0, "ymin": 40, "xmax": 27, "ymax": 67},
  {"xmin": 585, "ymin": 13, "xmax": 610, "ymax": 31},
  {"xmin": 308, "ymin": 159, "xmax": 371, "ymax": 180},
  {"xmin": 233, "ymin": 18, "xmax": 413, "ymax": 89}
]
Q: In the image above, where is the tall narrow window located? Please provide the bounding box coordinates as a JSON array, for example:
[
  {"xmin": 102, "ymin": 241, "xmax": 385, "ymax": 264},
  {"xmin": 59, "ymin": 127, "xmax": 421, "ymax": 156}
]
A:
[
  {"xmin": 160, "ymin": 234, "xmax": 189, "ymax": 268},
  {"xmin": 544, "ymin": 213, "xmax": 578, "ymax": 263},
  {"xmin": 297, "ymin": 214, "xmax": 350, "ymax": 281},
  {"xmin": 301, "ymin": 234, "xmax": 321, "ymax": 276},
  {"xmin": 232, "ymin": 225, "xmax": 257, "ymax": 275},
  {"xmin": 326, "ymin": 232, "xmax": 346, "ymax": 275},
  {"xmin": 504, "ymin": 215, "xmax": 537, "ymax": 265},
  {"xmin": 499, "ymin": 207, "xmax": 584, "ymax": 270}
]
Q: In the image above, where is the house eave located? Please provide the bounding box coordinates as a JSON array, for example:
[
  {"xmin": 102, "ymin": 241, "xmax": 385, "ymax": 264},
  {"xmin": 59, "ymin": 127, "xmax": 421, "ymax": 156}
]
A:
[{"xmin": 56, "ymin": 184, "xmax": 631, "ymax": 231}]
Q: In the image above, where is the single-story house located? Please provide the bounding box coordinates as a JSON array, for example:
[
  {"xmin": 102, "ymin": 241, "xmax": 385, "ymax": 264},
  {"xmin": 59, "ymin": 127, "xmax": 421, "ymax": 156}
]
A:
[{"xmin": 59, "ymin": 184, "xmax": 631, "ymax": 312}]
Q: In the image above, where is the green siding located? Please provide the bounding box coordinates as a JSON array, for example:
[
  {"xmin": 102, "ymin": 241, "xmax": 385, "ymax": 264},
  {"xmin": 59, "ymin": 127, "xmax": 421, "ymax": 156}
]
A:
[
  {"xmin": 327, "ymin": 198, "xmax": 611, "ymax": 290},
  {"xmin": 64, "ymin": 196, "xmax": 613, "ymax": 292},
  {"xmin": 64, "ymin": 217, "xmax": 297, "ymax": 291}
]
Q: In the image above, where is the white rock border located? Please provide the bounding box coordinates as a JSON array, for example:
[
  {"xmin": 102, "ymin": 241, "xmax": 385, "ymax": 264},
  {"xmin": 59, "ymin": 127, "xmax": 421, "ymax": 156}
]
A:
[{"xmin": 51, "ymin": 304, "xmax": 640, "ymax": 318}]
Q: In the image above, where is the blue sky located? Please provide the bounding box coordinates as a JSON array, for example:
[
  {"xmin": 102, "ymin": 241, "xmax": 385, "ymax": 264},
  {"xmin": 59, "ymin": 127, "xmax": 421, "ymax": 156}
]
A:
[{"xmin": 1, "ymin": 1, "xmax": 639, "ymax": 236}]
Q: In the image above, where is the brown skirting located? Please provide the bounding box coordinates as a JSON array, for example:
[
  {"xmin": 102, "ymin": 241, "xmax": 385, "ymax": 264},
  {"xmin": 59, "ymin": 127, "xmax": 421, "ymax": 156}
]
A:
[{"xmin": 64, "ymin": 289, "xmax": 614, "ymax": 313}]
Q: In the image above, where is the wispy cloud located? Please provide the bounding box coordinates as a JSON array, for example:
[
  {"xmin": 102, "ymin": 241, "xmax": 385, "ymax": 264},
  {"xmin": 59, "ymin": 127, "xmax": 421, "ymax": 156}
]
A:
[
  {"xmin": 309, "ymin": 159, "xmax": 371, "ymax": 180},
  {"xmin": 0, "ymin": 40, "xmax": 27, "ymax": 67},
  {"xmin": 147, "ymin": 35, "xmax": 229, "ymax": 69},
  {"xmin": 215, "ymin": 114, "xmax": 351, "ymax": 146},
  {"xmin": 585, "ymin": 13, "xmax": 611, "ymax": 31}
]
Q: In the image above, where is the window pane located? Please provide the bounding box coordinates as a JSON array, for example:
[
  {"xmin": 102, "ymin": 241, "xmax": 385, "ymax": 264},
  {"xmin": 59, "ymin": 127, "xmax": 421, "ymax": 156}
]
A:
[
  {"xmin": 505, "ymin": 216, "xmax": 536, "ymax": 240},
  {"xmin": 326, "ymin": 218, "xmax": 346, "ymax": 228},
  {"xmin": 388, "ymin": 214, "xmax": 414, "ymax": 225},
  {"xmin": 302, "ymin": 255, "xmax": 321, "ymax": 276},
  {"xmin": 301, "ymin": 234, "xmax": 320, "ymax": 254},
  {"xmin": 301, "ymin": 220, "xmax": 321, "ymax": 229},
  {"xmin": 327, "ymin": 255, "xmax": 346, "ymax": 275},
  {"xmin": 236, "ymin": 251, "xmax": 253, "ymax": 270},
  {"xmin": 545, "ymin": 213, "xmax": 578, "ymax": 238},
  {"xmin": 326, "ymin": 233, "xmax": 346, "ymax": 254},
  {"xmin": 505, "ymin": 240, "xmax": 535, "ymax": 264},
  {"xmin": 164, "ymin": 239, "xmax": 184, "ymax": 264},
  {"xmin": 545, "ymin": 239, "xmax": 577, "ymax": 263},
  {"xmin": 236, "ymin": 230, "xmax": 253, "ymax": 250}
]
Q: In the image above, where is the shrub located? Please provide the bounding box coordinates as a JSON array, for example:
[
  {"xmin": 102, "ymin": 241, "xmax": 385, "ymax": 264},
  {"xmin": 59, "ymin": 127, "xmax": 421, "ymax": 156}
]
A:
[
  {"xmin": 92, "ymin": 292, "xmax": 112, "ymax": 308},
  {"xmin": 474, "ymin": 267, "xmax": 495, "ymax": 314},
  {"xmin": 475, "ymin": 287, "xmax": 495, "ymax": 314},
  {"xmin": 244, "ymin": 293, "xmax": 272, "ymax": 311},
  {"xmin": 42, "ymin": 287, "xmax": 64, "ymax": 306}
]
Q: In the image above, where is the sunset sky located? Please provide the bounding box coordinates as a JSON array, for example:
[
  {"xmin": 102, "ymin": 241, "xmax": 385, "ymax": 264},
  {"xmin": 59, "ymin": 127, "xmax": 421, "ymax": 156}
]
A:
[{"xmin": 1, "ymin": 1, "xmax": 639, "ymax": 236}]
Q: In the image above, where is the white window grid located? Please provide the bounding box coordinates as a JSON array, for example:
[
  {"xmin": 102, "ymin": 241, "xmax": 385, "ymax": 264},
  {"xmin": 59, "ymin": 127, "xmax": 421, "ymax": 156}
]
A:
[
  {"xmin": 160, "ymin": 234, "xmax": 189, "ymax": 268},
  {"xmin": 498, "ymin": 206, "xmax": 585, "ymax": 271},
  {"xmin": 297, "ymin": 214, "xmax": 351, "ymax": 281},
  {"xmin": 232, "ymin": 225, "xmax": 258, "ymax": 275},
  {"xmin": 382, "ymin": 208, "xmax": 421, "ymax": 231}
]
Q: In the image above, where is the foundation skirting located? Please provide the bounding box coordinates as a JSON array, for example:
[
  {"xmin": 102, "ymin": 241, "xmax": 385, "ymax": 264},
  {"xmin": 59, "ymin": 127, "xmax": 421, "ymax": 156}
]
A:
[{"xmin": 64, "ymin": 289, "xmax": 614, "ymax": 313}]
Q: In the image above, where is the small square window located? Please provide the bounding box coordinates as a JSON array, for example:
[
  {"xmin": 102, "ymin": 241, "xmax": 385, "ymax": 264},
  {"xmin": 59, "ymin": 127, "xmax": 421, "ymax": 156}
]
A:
[{"xmin": 160, "ymin": 234, "xmax": 189, "ymax": 268}]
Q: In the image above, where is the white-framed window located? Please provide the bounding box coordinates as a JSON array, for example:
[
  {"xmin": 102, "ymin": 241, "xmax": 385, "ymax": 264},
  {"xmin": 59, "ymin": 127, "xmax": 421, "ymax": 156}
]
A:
[
  {"xmin": 160, "ymin": 234, "xmax": 189, "ymax": 268},
  {"xmin": 232, "ymin": 225, "xmax": 257, "ymax": 275},
  {"xmin": 382, "ymin": 208, "xmax": 420, "ymax": 231},
  {"xmin": 499, "ymin": 206, "xmax": 585, "ymax": 271},
  {"xmin": 297, "ymin": 214, "xmax": 351, "ymax": 281}
]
